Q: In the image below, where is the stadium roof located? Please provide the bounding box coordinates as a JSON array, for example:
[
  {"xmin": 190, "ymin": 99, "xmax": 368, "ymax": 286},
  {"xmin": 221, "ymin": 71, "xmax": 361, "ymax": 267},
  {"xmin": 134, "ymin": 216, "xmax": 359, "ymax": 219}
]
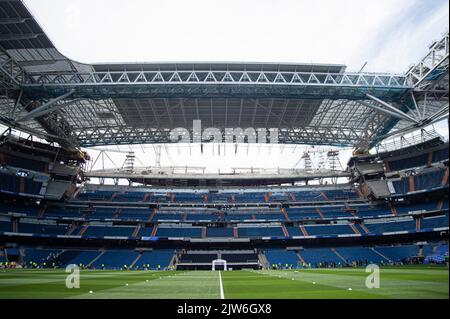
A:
[{"xmin": 0, "ymin": 0, "xmax": 448, "ymax": 150}]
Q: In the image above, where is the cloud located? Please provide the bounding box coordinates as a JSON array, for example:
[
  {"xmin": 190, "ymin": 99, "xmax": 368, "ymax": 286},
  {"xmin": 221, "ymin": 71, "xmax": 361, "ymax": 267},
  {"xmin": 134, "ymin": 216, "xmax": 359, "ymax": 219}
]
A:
[
  {"xmin": 18, "ymin": 0, "xmax": 450, "ymax": 169},
  {"xmin": 358, "ymin": 0, "xmax": 449, "ymax": 72},
  {"xmin": 23, "ymin": 0, "xmax": 448, "ymax": 68}
]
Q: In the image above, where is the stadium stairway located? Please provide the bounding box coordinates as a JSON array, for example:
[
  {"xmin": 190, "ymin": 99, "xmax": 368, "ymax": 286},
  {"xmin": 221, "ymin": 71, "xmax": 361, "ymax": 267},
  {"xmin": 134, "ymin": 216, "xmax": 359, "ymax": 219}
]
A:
[
  {"xmin": 372, "ymin": 245, "xmax": 420, "ymax": 262},
  {"xmin": 300, "ymin": 225, "xmax": 309, "ymax": 236},
  {"xmin": 350, "ymin": 224, "xmax": 361, "ymax": 235},
  {"xmin": 53, "ymin": 250, "xmax": 97, "ymax": 267},
  {"xmin": 148, "ymin": 209, "xmax": 157, "ymax": 222},
  {"xmin": 320, "ymin": 191, "xmax": 330, "ymax": 201},
  {"xmin": 356, "ymin": 188, "xmax": 364, "ymax": 199},
  {"xmin": 330, "ymin": 248, "xmax": 347, "ymax": 263},
  {"xmin": 315, "ymin": 208, "xmax": 325, "ymax": 218},
  {"xmin": 300, "ymin": 248, "xmax": 343, "ymax": 266},
  {"xmin": 72, "ymin": 187, "xmax": 83, "ymax": 199},
  {"xmin": 18, "ymin": 247, "xmax": 25, "ymax": 264},
  {"xmin": 21, "ymin": 248, "xmax": 61, "ymax": 266},
  {"xmin": 113, "ymin": 208, "xmax": 122, "ymax": 219},
  {"xmin": 409, "ymin": 175, "xmax": 415, "ymax": 192},
  {"xmin": 258, "ymin": 251, "xmax": 271, "ymax": 269},
  {"xmin": 437, "ymin": 200, "xmax": 444, "ymax": 211},
  {"xmin": 390, "ymin": 204, "xmax": 398, "ymax": 216},
  {"xmin": 296, "ymin": 252, "xmax": 306, "ymax": 266},
  {"xmin": 90, "ymin": 250, "xmax": 138, "ymax": 269},
  {"xmin": 168, "ymin": 252, "xmax": 177, "ymax": 269},
  {"xmin": 360, "ymin": 223, "xmax": 370, "ymax": 234},
  {"xmin": 427, "ymin": 152, "xmax": 433, "ymax": 166},
  {"xmin": 281, "ymin": 208, "xmax": 290, "ymax": 221},
  {"xmin": 37, "ymin": 206, "xmax": 46, "ymax": 218},
  {"xmin": 442, "ymin": 168, "xmax": 449, "ymax": 186},
  {"xmin": 65, "ymin": 224, "xmax": 78, "ymax": 236},
  {"xmin": 370, "ymin": 248, "xmax": 391, "ymax": 262},
  {"xmin": 130, "ymin": 253, "xmax": 142, "ymax": 269},
  {"xmin": 335, "ymin": 247, "xmax": 387, "ymax": 264},
  {"xmin": 131, "ymin": 225, "xmax": 141, "ymax": 238},
  {"xmin": 53, "ymin": 250, "xmax": 66, "ymax": 263},
  {"xmin": 202, "ymin": 226, "xmax": 207, "ymax": 238},
  {"xmin": 150, "ymin": 225, "xmax": 158, "ymax": 237},
  {"xmin": 86, "ymin": 250, "xmax": 105, "ymax": 268},
  {"xmin": 78, "ymin": 225, "xmax": 88, "ymax": 236},
  {"xmin": 281, "ymin": 225, "xmax": 289, "ymax": 237}
]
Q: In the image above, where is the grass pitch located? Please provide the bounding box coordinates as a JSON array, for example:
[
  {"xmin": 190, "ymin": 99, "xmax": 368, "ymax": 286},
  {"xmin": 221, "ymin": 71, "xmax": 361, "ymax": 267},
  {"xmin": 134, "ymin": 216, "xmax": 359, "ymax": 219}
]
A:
[{"xmin": 0, "ymin": 266, "xmax": 447, "ymax": 299}]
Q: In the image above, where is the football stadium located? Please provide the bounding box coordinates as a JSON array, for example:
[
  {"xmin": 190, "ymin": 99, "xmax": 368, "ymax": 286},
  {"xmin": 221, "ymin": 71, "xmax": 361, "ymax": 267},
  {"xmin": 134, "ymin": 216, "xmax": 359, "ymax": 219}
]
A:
[{"xmin": 0, "ymin": 0, "xmax": 449, "ymax": 302}]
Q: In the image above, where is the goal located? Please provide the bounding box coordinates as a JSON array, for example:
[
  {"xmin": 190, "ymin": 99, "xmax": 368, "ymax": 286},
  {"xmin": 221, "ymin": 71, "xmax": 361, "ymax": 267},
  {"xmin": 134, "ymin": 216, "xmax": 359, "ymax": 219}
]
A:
[{"xmin": 212, "ymin": 259, "xmax": 227, "ymax": 271}]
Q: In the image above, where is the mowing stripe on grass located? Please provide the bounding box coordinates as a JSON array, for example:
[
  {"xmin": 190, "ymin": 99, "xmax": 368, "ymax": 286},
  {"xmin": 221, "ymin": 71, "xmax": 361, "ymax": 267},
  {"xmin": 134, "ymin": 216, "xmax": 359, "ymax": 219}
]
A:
[
  {"xmin": 72, "ymin": 271, "xmax": 220, "ymax": 299},
  {"xmin": 0, "ymin": 268, "xmax": 447, "ymax": 299},
  {"xmin": 219, "ymin": 271, "xmax": 225, "ymax": 299},
  {"xmin": 250, "ymin": 269, "xmax": 448, "ymax": 299}
]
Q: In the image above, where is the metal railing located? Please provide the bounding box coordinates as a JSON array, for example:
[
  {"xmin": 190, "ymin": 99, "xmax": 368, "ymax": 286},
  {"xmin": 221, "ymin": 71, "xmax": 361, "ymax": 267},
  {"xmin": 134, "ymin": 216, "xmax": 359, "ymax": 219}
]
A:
[{"xmin": 22, "ymin": 70, "xmax": 410, "ymax": 88}]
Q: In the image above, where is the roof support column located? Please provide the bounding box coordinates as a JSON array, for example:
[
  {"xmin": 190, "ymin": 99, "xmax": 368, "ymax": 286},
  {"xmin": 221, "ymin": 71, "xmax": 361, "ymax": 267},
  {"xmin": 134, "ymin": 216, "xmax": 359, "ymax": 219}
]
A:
[
  {"xmin": 365, "ymin": 93, "xmax": 420, "ymax": 123},
  {"xmin": 425, "ymin": 103, "xmax": 449, "ymax": 123},
  {"xmin": 16, "ymin": 89, "xmax": 76, "ymax": 122},
  {"xmin": 358, "ymin": 100, "xmax": 415, "ymax": 122}
]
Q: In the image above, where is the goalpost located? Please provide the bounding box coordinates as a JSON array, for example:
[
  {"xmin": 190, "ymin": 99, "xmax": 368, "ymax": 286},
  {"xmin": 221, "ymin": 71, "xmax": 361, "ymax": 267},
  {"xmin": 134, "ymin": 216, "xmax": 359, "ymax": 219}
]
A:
[{"xmin": 212, "ymin": 259, "xmax": 227, "ymax": 271}]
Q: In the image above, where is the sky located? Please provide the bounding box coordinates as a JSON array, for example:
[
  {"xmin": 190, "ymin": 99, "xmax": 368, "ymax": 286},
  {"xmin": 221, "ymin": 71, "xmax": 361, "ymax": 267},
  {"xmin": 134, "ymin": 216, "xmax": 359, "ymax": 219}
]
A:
[
  {"xmin": 15, "ymin": 0, "xmax": 450, "ymax": 174},
  {"xmin": 23, "ymin": 0, "xmax": 449, "ymax": 72}
]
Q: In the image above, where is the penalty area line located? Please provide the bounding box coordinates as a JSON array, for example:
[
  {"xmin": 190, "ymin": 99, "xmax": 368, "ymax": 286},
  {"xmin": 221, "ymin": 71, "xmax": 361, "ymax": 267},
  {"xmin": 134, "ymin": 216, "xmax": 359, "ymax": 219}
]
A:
[{"xmin": 219, "ymin": 271, "xmax": 225, "ymax": 299}]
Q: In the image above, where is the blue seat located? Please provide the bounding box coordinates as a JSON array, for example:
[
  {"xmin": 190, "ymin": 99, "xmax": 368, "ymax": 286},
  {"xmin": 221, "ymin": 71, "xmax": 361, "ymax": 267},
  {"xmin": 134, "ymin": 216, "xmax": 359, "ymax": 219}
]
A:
[
  {"xmin": 83, "ymin": 225, "xmax": 134, "ymax": 237},
  {"xmin": 134, "ymin": 250, "xmax": 174, "ymax": 269},
  {"xmin": 237, "ymin": 227, "xmax": 284, "ymax": 237},
  {"xmin": 91, "ymin": 250, "xmax": 138, "ymax": 269},
  {"xmin": 156, "ymin": 227, "xmax": 202, "ymax": 238},
  {"xmin": 305, "ymin": 224, "xmax": 354, "ymax": 236},
  {"xmin": 265, "ymin": 249, "xmax": 300, "ymax": 267}
]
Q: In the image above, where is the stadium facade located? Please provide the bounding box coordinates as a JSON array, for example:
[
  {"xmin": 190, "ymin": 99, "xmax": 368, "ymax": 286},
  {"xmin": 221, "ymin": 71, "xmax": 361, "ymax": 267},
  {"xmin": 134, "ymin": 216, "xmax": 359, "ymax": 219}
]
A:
[{"xmin": 0, "ymin": 0, "xmax": 448, "ymax": 271}]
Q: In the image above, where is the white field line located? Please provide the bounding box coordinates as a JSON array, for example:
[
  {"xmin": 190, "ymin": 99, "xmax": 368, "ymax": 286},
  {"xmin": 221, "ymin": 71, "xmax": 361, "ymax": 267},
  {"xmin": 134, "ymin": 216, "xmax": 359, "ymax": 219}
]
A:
[{"xmin": 219, "ymin": 271, "xmax": 225, "ymax": 299}]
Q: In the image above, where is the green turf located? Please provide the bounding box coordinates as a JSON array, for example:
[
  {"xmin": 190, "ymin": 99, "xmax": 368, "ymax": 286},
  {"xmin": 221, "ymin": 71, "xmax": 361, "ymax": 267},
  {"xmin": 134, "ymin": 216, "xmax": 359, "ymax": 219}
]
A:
[{"xmin": 0, "ymin": 266, "xmax": 448, "ymax": 299}]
